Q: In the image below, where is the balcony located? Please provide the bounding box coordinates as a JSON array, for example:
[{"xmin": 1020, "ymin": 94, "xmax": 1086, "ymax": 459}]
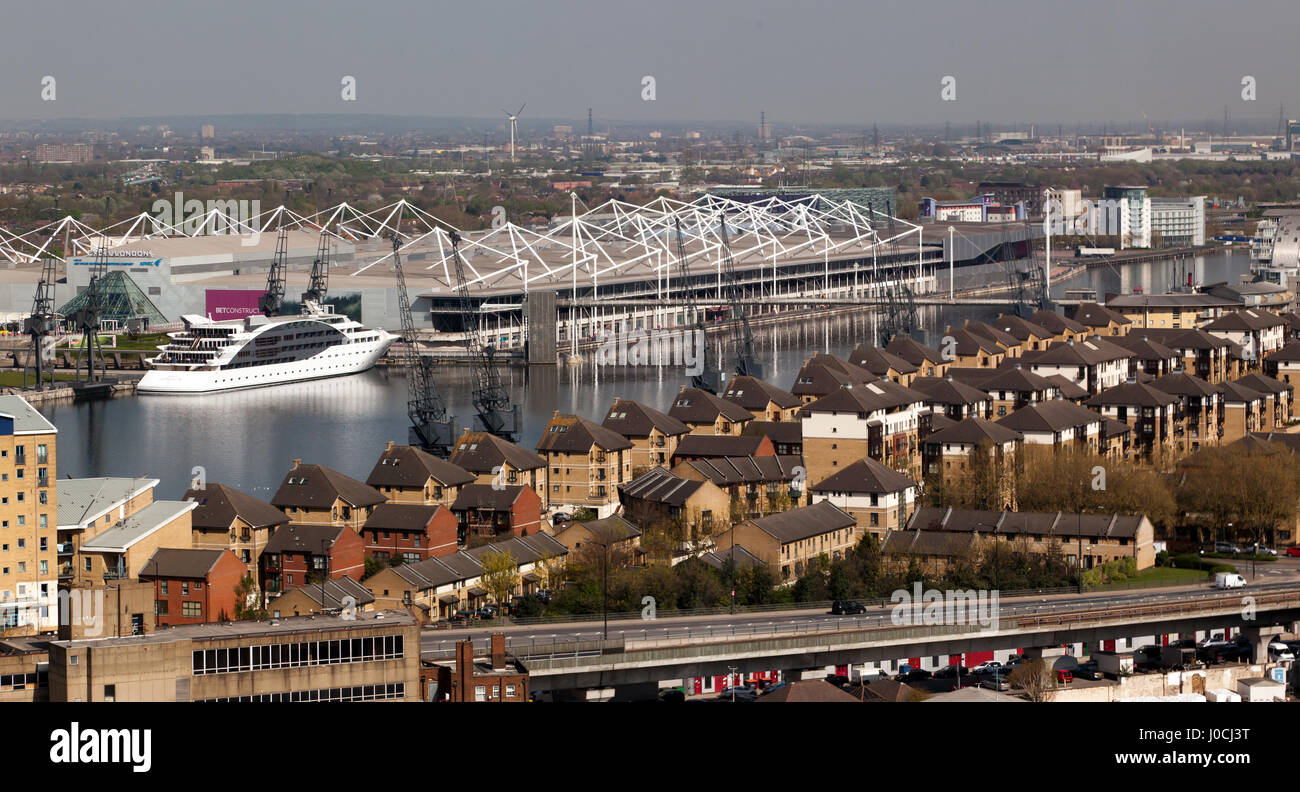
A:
[{"xmin": 56, "ymin": 542, "xmax": 73, "ymax": 555}]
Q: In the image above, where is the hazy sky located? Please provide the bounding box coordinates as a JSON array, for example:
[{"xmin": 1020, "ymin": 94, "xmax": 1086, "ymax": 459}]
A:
[{"xmin": 3, "ymin": 0, "xmax": 1299, "ymax": 127}]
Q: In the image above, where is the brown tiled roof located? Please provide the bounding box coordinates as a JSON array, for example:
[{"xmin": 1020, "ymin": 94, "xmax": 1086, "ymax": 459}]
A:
[
  {"xmin": 1150, "ymin": 372, "xmax": 1218, "ymax": 399},
  {"xmin": 674, "ymin": 433, "xmax": 772, "ymax": 459},
  {"xmin": 450, "ymin": 484, "xmax": 533, "ymax": 511},
  {"xmin": 757, "ymin": 679, "xmax": 861, "ymax": 703},
  {"xmin": 1030, "ymin": 309, "xmax": 1088, "ymax": 335},
  {"xmin": 667, "ymin": 387, "xmax": 755, "ymax": 425},
  {"xmin": 619, "ymin": 467, "xmax": 705, "ymax": 507},
  {"xmin": 184, "ymin": 483, "xmax": 288, "ymax": 531},
  {"xmin": 721, "ymin": 376, "xmax": 802, "ymax": 411},
  {"xmin": 995, "ymin": 400, "xmax": 1104, "ymax": 433},
  {"xmin": 536, "ymin": 414, "xmax": 634, "ymax": 454},
  {"xmin": 848, "ymin": 345, "xmax": 919, "ymax": 377},
  {"xmin": 810, "ymin": 457, "xmax": 917, "ymax": 494},
  {"xmin": 922, "ymin": 416, "xmax": 1022, "ymax": 447},
  {"xmin": 449, "ymin": 432, "xmax": 546, "ymax": 474},
  {"xmin": 139, "ymin": 548, "xmax": 234, "ymax": 580},
  {"xmin": 1202, "ymin": 308, "xmax": 1286, "ymax": 332},
  {"xmin": 680, "ymin": 454, "xmax": 804, "ymax": 486},
  {"xmin": 264, "ymin": 523, "xmax": 347, "ymax": 554},
  {"xmin": 270, "ymin": 463, "xmax": 386, "ymax": 510},
  {"xmin": 365, "ymin": 444, "xmax": 475, "ymax": 489},
  {"xmin": 909, "ymin": 376, "xmax": 992, "ymax": 406},
  {"xmin": 601, "ymin": 399, "xmax": 690, "ymax": 438},
  {"xmin": 804, "ymin": 379, "xmax": 927, "ymax": 414},
  {"xmin": 362, "ymin": 503, "xmax": 445, "ymax": 533},
  {"xmin": 742, "ymin": 420, "xmax": 803, "ymax": 446},
  {"xmin": 908, "ymin": 506, "xmax": 1146, "ymax": 540},
  {"xmin": 741, "ymin": 501, "xmax": 856, "ymax": 543},
  {"xmin": 1086, "ymin": 381, "xmax": 1180, "ymax": 409},
  {"xmin": 885, "ymin": 335, "xmax": 946, "ymax": 367},
  {"xmin": 1069, "ymin": 302, "xmax": 1131, "ymax": 328}
]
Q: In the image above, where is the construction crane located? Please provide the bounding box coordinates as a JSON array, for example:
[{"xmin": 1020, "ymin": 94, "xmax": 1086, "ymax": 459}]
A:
[
  {"xmin": 23, "ymin": 256, "xmax": 58, "ymax": 389},
  {"xmin": 258, "ymin": 225, "xmax": 288, "ymax": 317},
  {"xmin": 879, "ymin": 285, "xmax": 918, "ymax": 347},
  {"xmin": 71, "ymin": 239, "xmax": 109, "ymax": 382},
  {"xmin": 301, "ymin": 226, "xmax": 330, "ymax": 308},
  {"xmin": 717, "ymin": 218, "xmax": 763, "ymax": 380},
  {"xmin": 446, "ymin": 229, "xmax": 519, "ymax": 439},
  {"xmin": 392, "ymin": 234, "xmax": 456, "ymax": 455},
  {"xmin": 674, "ymin": 216, "xmax": 720, "ymax": 393}
]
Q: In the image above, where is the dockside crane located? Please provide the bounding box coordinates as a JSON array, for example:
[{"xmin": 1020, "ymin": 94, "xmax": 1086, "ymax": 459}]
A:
[
  {"xmin": 446, "ymin": 229, "xmax": 519, "ymax": 440},
  {"xmin": 71, "ymin": 239, "xmax": 109, "ymax": 382},
  {"xmin": 392, "ymin": 234, "xmax": 456, "ymax": 456},
  {"xmin": 258, "ymin": 224, "xmax": 288, "ymax": 317},
  {"xmin": 301, "ymin": 226, "xmax": 330, "ymax": 308},
  {"xmin": 717, "ymin": 218, "xmax": 763, "ymax": 381},
  {"xmin": 674, "ymin": 217, "xmax": 721, "ymax": 393},
  {"xmin": 23, "ymin": 256, "xmax": 58, "ymax": 389}
]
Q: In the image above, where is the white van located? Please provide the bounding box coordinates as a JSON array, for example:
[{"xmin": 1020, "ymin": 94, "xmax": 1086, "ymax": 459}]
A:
[{"xmin": 1214, "ymin": 572, "xmax": 1247, "ymax": 589}]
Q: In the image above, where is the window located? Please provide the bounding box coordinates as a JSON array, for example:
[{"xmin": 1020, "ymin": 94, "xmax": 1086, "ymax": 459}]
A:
[
  {"xmin": 156, "ymin": 600, "xmax": 169, "ymax": 615},
  {"xmin": 103, "ymin": 685, "xmax": 115, "ymax": 702},
  {"xmin": 474, "ymin": 685, "xmax": 487, "ymax": 702},
  {"xmin": 181, "ymin": 581, "xmax": 189, "ymax": 596},
  {"xmin": 159, "ymin": 580, "xmax": 169, "ymax": 595},
  {"xmin": 182, "ymin": 602, "xmax": 202, "ymax": 618}
]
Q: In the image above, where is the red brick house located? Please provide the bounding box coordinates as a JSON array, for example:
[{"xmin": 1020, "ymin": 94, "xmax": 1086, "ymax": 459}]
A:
[
  {"xmin": 258, "ymin": 523, "xmax": 365, "ymax": 598},
  {"xmin": 138, "ymin": 548, "xmax": 247, "ymax": 626},
  {"xmin": 450, "ymin": 484, "xmax": 543, "ymax": 543},
  {"xmin": 361, "ymin": 503, "xmax": 459, "ymax": 563}
]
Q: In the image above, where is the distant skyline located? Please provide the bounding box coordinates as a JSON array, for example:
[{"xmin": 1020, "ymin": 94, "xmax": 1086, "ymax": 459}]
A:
[{"xmin": 3, "ymin": 0, "xmax": 1299, "ymax": 127}]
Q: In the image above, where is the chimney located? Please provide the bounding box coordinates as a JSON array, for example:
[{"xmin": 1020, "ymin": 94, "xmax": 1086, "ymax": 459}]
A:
[
  {"xmin": 385, "ymin": 440, "xmax": 395, "ymax": 452},
  {"xmin": 455, "ymin": 639, "xmax": 473, "ymax": 700},
  {"xmin": 291, "ymin": 458, "xmax": 302, "ymax": 469},
  {"xmin": 491, "ymin": 632, "xmax": 506, "ymax": 670}
]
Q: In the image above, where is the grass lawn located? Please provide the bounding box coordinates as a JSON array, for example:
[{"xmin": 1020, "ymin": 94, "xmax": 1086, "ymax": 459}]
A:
[
  {"xmin": 103, "ymin": 333, "xmax": 171, "ymax": 351},
  {"xmin": 1128, "ymin": 567, "xmax": 1212, "ymax": 583},
  {"xmin": 0, "ymin": 371, "xmax": 79, "ymax": 387}
]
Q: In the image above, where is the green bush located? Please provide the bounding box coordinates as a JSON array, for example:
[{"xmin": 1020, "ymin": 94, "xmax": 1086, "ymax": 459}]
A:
[
  {"xmin": 1171, "ymin": 553, "xmax": 1235, "ymax": 574},
  {"xmin": 1155, "ymin": 550, "xmax": 1170, "ymax": 567}
]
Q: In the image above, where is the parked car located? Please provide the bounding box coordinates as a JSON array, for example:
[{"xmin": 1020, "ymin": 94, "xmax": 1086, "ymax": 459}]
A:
[
  {"xmin": 933, "ymin": 664, "xmax": 972, "ymax": 679},
  {"xmin": 1055, "ymin": 669, "xmax": 1074, "ymax": 684},
  {"xmin": 1075, "ymin": 661, "xmax": 1104, "ymax": 680},
  {"xmin": 1245, "ymin": 543, "xmax": 1277, "ymax": 556},
  {"xmin": 830, "ymin": 600, "xmax": 867, "ymax": 615},
  {"xmin": 981, "ymin": 677, "xmax": 1011, "ymax": 691},
  {"xmin": 1286, "ymin": 546, "xmax": 1300, "ymax": 558},
  {"xmin": 971, "ymin": 661, "xmax": 1003, "ymax": 675},
  {"xmin": 1197, "ymin": 633, "xmax": 1228, "ymax": 649},
  {"xmin": 1268, "ymin": 642, "xmax": 1296, "ymax": 662},
  {"xmin": 431, "ymin": 620, "xmax": 452, "ymax": 631},
  {"xmin": 897, "ymin": 669, "xmax": 932, "ymax": 682},
  {"xmin": 1212, "ymin": 542, "xmax": 1241, "ymax": 555},
  {"xmin": 1215, "ymin": 572, "xmax": 1247, "ymax": 589}
]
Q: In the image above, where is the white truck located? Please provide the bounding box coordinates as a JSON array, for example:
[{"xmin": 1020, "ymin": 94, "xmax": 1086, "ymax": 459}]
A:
[
  {"xmin": 1093, "ymin": 651, "xmax": 1136, "ymax": 677},
  {"xmin": 1215, "ymin": 572, "xmax": 1247, "ymax": 589}
]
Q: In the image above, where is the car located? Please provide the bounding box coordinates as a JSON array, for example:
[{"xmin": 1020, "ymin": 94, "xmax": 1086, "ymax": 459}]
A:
[
  {"xmin": 981, "ymin": 677, "xmax": 1011, "ymax": 691},
  {"xmin": 1197, "ymin": 633, "xmax": 1228, "ymax": 649},
  {"xmin": 971, "ymin": 661, "xmax": 1003, "ymax": 675},
  {"xmin": 1286, "ymin": 546, "xmax": 1300, "ymax": 558},
  {"xmin": 1211, "ymin": 541, "xmax": 1241, "ymax": 554},
  {"xmin": 933, "ymin": 664, "xmax": 972, "ymax": 679},
  {"xmin": 448, "ymin": 614, "xmax": 472, "ymax": 627},
  {"xmin": 1268, "ymin": 642, "xmax": 1296, "ymax": 662},
  {"xmin": 1075, "ymin": 661, "xmax": 1104, "ymax": 680},
  {"xmin": 431, "ymin": 620, "xmax": 452, "ymax": 630},
  {"xmin": 1246, "ymin": 543, "xmax": 1277, "ymax": 557},
  {"xmin": 551, "ymin": 513, "xmax": 572, "ymax": 525},
  {"xmin": 830, "ymin": 600, "xmax": 868, "ymax": 615},
  {"xmin": 1055, "ymin": 669, "xmax": 1074, "ymax": 684},
  {"xmin": 897, "ymin": 669, "xmax": 932, "ymax": 682}
]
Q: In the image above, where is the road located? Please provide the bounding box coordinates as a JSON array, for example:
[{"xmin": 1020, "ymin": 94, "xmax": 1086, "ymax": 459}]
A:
[{"xmin": 421, "ymin": 559, "xmax": 1300, "ymax": 659}]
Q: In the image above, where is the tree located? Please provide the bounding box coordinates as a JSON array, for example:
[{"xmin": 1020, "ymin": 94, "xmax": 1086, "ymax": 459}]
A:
[
  {"xmin": 1007, "ymin": 659, "xmax": 1057, "ymax": 702},
  {"xmin": 480, "ymin": 549, "xmax": 520, "ymax": 607},
  {"xmin": 233, "ymin": 575, "xmax": 268, "ymax": 621}
]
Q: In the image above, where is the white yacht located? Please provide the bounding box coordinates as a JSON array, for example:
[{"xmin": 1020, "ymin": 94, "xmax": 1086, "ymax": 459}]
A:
[{"xmin": 138, "ymin": 302, "xmax": 394, "ymax": 394}]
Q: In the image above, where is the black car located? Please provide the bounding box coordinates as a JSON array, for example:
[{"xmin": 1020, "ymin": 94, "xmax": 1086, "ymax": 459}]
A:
[
  {"xmin": 1075, "ymin": 661, "xmax": 1104, "ymax": 680},
  {"xmin": 932, "ymin": 664, "xmax": 972, "ymax": 679},
  {"xmin": 831, "ymin": 600, "xmax": 868, "ymax": 615},
  {"xmin": 897, "ymin": 668, "xmax": 932, "ymax": 682}
]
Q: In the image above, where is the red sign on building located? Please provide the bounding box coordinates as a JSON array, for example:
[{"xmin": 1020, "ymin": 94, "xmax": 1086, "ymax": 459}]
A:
[{"xmin": 205, "ymin": 289, "xmax": 265, "ymax": 320}]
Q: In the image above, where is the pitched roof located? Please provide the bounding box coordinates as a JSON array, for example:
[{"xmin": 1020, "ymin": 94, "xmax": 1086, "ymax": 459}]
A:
[
  {"xmin": 757, "ymin": 680, "xmax": 861, "ymax": 703},
  {"xmin": 618, "ymin": 466, "xmax": 705, "ymax": 507},
  {"xmin": 720, "ymin": 376, "xmax": 802, "ymax": 411},
  {"xmin": 56, "ymin": 476, "xmax": 159, "ymax": 529},
  {"xmin": 1108, "ymin": 334, "xmax": 1179, "ymax": 361},
  {"xmin": 1202, "ymin": 308, "xmax": 1286, "ymax": 332},
  {"xmin": 674, "ymin": 433, "xmax": 772, "ymax": 459},
  {"xmin": 1135, "ymin": 327, "xmax": 1232, "ymax": 350},
  {"xmin": 804, "ymin": 379, "xmax": 927, "ymax": 414},
  {"xmin": 885, "ymin": 335, "xmax": 946, "ymax": 367},
  {"xmin": 909, "ymin": 506, "xmax": 1147, "ymax": 540},
  {"xmin": 1216, "ymin": 381, "xmax": 1266, "ymax": 403},
  {"xmin": 449, "ymin": 431, "xmax": 546, "ymax": 473},
  {"xmin": 183, "ymin": 483, "xmax": 288, "ymax": 531},
  {"xmin": 275, "ymin": 576, "xmax": 375, "ymax": 609},
  {"xmin": 365, "ymin": 444, "xmax": 475, "ymax": 489},
  {"xmin": 741, "ymin": 501, "xmax": 856, "ymax": 543},
  {"xmin": 741, "ymin": 420, "xmax": 803, "ymax": 446},
  {"xmin": 1026, "ymin": 337, "xmax": 1131, "ymax": 366},
  {"xmin": 363, "ymin": 502, "xmax": 445, "ymax": 532},
  {"xmin": 1234, "ymin": 373, "xmax": 1292, "ymax": 395},
  {"xmin": 945, "ymin": 326, "xmax": 1003, "ymax": 356},
  {"xmin": 680, "ymin": 455, "xmax": 804, "ymax": 486},
  {"xmin": 1266, "ymin": 340, "xmax": 1300, "ymax": 363},
  {"xmin": 698, "ymin": 544, "xmax": 764, "ymax": 571},
  {"xmin": 568, "ymin": 516, "xmax": 643, "ymax": 543},
  {"xmin": 139, "ymin": 548, "xmax": 236, "ymax": 580},
  {"xmin": 1070, "ymin": 302, "xmax": 1131, "ymax": 328},
  {"xmin": 989, "ymin": 314, "xmax": 1055, "ymax": 342},
  {"xmin": 881, "ymin": 529, "xmax": 978, "ymax": 558},
  {"xmin": 922, "ymin": 416, "xmax": 1023, "ymax": 446},
  {"xmin": 975, "ymin": 365, "xmax": 1059, "ymax": 393},
  {"xmin": 1029, "ymin": 309, "xmax": 1088, "ymax": 335},
  {"xmin": 848, "ymin": 345, "xmax": 919, "ymax": 377},
  {"xmin": 909, "ymin": 376, "xmax": 993, "ymax": 406},
  {"xmin": 601, "ymin": 399, "xmax": 690, "ymax": 438},
  {"xmin": 264, "ymin": 523, "xmax": 347, "ymax": 554},
  {"xmin": 536, "ymin": 414, "xmax": 634, "ymax": 453},
  {"xmin": 810, "ymin": 457, "xmax": 917, "ymax": 494},
  {"xmin": 995, "ymin": 400, "xmax": 1104, "ymax": 433},
  {"xmin": 667, "ymin": 387, "xmax": 755, "ymax": 425},
  {"xmin": 0, "ymin": 395, "xmax": 57, "ymax": 434},
  {"xmin": 270, "ymin": 463, "xmax": 386, "ymax": 510},
  {"xmin": 964, "ymin": 320, "xmax": 1023, "ymax": 349},
  {"xmin": 1150, "ymin": 372, "xmax": 1218, "ymax": 399},
  {"xmin": 450, "ymin": 484, "xmax": 534, "ymax": 511},
  {"xmin": 1040, "ymin": 373, "xmax": 1090, "ymax": 400},
  {"xmin": 1086, "ymin": 381, "xmax": 1180, "ymax": 408},
  {"xmin": 1102, "ymin": 418, "xmax": 1132, "ymax": 439}
]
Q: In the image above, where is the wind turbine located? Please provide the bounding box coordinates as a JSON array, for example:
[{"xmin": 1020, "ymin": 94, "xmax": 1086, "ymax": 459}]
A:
[{"xmin": 503, "ymin": 103, "xmax": 525, "ymax": 162}]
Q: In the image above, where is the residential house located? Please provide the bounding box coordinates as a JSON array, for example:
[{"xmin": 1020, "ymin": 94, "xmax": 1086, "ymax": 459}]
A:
[
  {"xmin": 920, "ymin": 417, "xmax": 1022, "ymax": 507},
  {"xmin": 1234, "ymin": 373, "xmax": 1293, "ymax": 430},
  {"xmin": 674, "ymin": 455, "xmax": 809, "ymax": 518},
  {"xmin": 714, "ymin": 501, "xmax": 858, "ymax": 582},
  {"xmin": 789, "ymin": 354, "xmax": 878, "ymax": 404},
  {"xmin": 1264, "ymin": 341, "xmax": 1300, "ymax": 387},
  {"xmin": 1150, "ymin": 372, "xmax": 1222, "ymax": 452},
  {"xmin": 848, "ymin": 345, "xmax": 919, "ymax": 385},
  {"xmin": 1086, "ymin": 381, "xmax": 1181, "ymax": 458},
  {"xmin": 76, "ymin": 501, "xmax": 199, "ymax": 586},
  {"xmin": 885, "ymin": 336, "xmax": 950, "ymax": 378},
  {"xmin": 670, "ymin": 433, "xmax": 774, "ymax": 465},
  {"xmin": 55, "ymin": 476, "xmax": 158, "ymax": 592},
  {"xmin": 270, "ymin": 460, "xmax": 386, "ymax": 533},
  {"xmin": 720, "ymin": 376, "xmax": 803, "ymax": 421},
  {"xmin": 536, "ymin": 413, "xmax": 633, "ymax": 517},
  {"xmin": 965, "ymin": 365, "xmax": 1062, "ymax": 418},
  {"xmin": 268, "ymin": 576, "xmax": 375, "ymax": 618},
  {"xmin": 448, "ymin": 431, "xmax": 548, "ymax": 506},
  {"xmin": 800, "ymin": 379, "xmax": 930, "ymax": 485},
  {"xmin": 742, "ymin": 421, "xmax": 803, "ymax": 456},
  {"xmin": 809, "ymin": 457, "xmax": 919, "ymax": 538},
  {"xmin": 184, "ymin": 482, "xmax": 288, "ymax": 580},
  {"xmin": 1023, "ymin": 336, "xmax": 1131, "ymax": 394},
  {"xmin": 1069, "ymin": 302, "xmax": 1131, "ymax": 336},
  {"xmin": 1029, "ymin": 309, "xmax": 1090, "ymax": 343},
  {"xmin": 551, "ymin": 516, "xmax": 644, "ymax": 566},
  {"xmin": 365, "ymin": 442, "xmax": 475, "ymax": 508},
  {"xmin": 908, "ymin": 375, "xmax": 993, "ymax": 421},
  {"xmin": 361, "ymin": 503, "xmax": 459, "ymax": 563},
  {"xmin": 138, "ymin": 548, "xmax": 246, "ymax": 626},
  {"xmin": 450, "ymin": 485, "xmax": 543, "ymax": 543},
  {"xmin": 667, "ymin": 387, "xmax": 756, "ymax": 434},
  {"xmin": 1137, "ymin": 327, "xmax": 1234, "ymax": 384},
  {"xmin": 1202, "ymin": 308, "xmax": 1288, "ymax": 367},
  {"xmin": 600, "ymin": 398, "xmax": 690, "ymax": 471},
  {"xmin": 258, "ymin": 523, "xmax": 365, "ymax": 599},
  {"xmin": 995, "ymin": 400, "xmax": 1106, "ymax": 455},
  {"xmin": 1215, "ymin": 381, "xmax": 1267, "ymax": 442},
  {"xmin": 1109, "ymin": 334, "xmax": 1182, "ymax": 379},
  {"xmin": 618, "ymin": 466, "xmax": 730, "ymax": 541}
]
